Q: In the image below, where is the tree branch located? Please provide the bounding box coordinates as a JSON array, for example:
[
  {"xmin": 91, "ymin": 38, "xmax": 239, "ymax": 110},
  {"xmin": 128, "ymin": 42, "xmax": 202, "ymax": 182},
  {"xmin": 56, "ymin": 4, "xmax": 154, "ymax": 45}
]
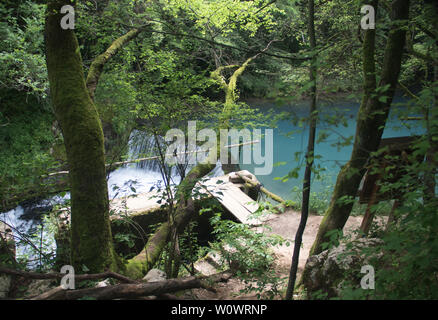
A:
[
  {"xmin": 31, "ymin": 271, "xmax": 232, "ymax": 300},
  {"xmin": 85, "ymin": 28, "xmax": 144, "ymax": 100},
  {"xmin": 120, "ymin": 24, "xmax": 311, "ymax": 61},
  {"xmin": 0, "ymin": 266, "xmax": 137, "ymax": 284},
  {"xmin": 405, "ymin": 31, "xmax": 438, "ymax": 65}
]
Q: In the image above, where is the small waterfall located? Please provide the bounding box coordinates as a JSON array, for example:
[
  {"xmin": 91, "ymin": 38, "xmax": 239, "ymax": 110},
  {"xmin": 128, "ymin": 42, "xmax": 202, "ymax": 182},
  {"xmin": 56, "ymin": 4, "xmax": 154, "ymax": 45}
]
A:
[
  {"xmin": 107, "ymin": 130, "xmax": 183, "ymax": 199},
  {"xmin": 129, "ymin": 130, "xmax": 164, "ymax": 172},
  {"xmin": 1, "ymin": 129, "xmax": 225, "ymax": 268},
  {"xmin": 125, "ymin": 129, "xmax": 224, "ymax": 183},
  {"xmin": 0, "ymin": 197, "xmax": 61, "ymax": 269}
]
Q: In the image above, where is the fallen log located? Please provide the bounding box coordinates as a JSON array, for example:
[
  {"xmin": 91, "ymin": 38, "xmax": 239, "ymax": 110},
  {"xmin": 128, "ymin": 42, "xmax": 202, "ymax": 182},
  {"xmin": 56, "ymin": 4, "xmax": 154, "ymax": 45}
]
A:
[
  {"xmin": 235, "ymin": 172, "xmax": 286, "ymax": 204},
  {"xmin": 0, "ymin": 266, "xmax": 137, "ymax": 284},
  {"xmin": 31, "ymin": 271, "xmax": 232, "ymax": 300}
]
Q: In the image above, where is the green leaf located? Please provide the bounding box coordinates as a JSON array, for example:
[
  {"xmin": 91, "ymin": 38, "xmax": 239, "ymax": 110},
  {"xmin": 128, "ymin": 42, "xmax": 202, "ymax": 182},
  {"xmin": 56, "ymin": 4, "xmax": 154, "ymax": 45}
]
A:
[{"xmin": 378, "ymin": 95, "xmax": 388, "ymax": 103}]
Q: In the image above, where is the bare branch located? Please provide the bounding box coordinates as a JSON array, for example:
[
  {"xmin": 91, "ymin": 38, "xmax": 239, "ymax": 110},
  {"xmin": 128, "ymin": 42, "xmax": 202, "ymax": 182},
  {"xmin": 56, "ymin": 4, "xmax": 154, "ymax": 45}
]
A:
[
  {"xmin": 0, "ymin": 266, "xmax": 137, "ymax": 284},
  {"xmin": 30, "ymin": 271, "xmax": 232, "ymax": 300}
]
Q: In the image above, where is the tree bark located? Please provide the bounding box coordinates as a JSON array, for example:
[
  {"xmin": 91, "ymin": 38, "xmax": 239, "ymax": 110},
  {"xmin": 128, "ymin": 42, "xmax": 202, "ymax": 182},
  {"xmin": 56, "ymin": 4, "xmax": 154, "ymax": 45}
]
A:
[
  {"xmin": 31, "ymin": 271, "xmax": 231, "ymax": 300},
  {"xmin": 124, "ymin": 158, "xmax": 217, "ymax": 278},
  {"xmin": 85, "ymin": 28, "xmax": 142, "ymax": 101},
  {"xmin": 359, "ymin": 173, "xmax": 381, "ymax": 235},
  {"xmin": 307, "ymin": 0, "xmax": 410, "ymax": 257},
  {"xmin": 45, "ymin": 0, "xmax": 118, "ymax": 272},
  {"xmin": 0, "ymin": 266, "xmax": 136, "ymax": 283},
  {"xmin": 285, "ymin": 0, "xmax": 318, "ymax": 300}
]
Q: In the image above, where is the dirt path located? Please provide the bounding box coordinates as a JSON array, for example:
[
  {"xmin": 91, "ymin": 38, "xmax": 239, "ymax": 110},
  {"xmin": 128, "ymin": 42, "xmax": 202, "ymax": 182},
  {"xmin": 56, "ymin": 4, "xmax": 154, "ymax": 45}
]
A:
[
  {"xmin": 264, "ymin": 209, "xmax": 364, "ymax": 276},
  {"xmin": 189, "ymin": 209, "xmax": 366, "ymax": 300}
]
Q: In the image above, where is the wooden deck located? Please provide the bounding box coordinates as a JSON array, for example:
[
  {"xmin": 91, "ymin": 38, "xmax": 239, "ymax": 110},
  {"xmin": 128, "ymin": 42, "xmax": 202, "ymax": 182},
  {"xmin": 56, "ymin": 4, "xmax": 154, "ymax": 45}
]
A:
[
  {"xmin": 111, "ymin": 170, "xmax": 271, "ymax": 226},
  {"xmin": 197, "ymin": 175, "xmax": 261, "ymax": 225}
]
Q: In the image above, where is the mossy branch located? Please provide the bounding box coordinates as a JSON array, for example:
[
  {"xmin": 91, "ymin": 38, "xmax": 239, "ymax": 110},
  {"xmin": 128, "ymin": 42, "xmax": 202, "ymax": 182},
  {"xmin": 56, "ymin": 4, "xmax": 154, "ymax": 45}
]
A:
[
  {"xmin": 124, "ymin": 150, "xmax": 218, "ymax": 278},
  {"xmin": 85, "ymin": 28, "xmax": 143, "ymax": 100},
  {"xmin": 210, "ymin": 40, "xmax": 276, "ymax": 110},
  {"xmin": 125, "ymin": 41, "xmax": 275, "ymax": 277}
]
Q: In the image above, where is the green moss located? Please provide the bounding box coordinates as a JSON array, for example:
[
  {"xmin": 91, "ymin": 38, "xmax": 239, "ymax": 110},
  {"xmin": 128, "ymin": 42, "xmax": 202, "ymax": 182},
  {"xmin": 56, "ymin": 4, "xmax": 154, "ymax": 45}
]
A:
[
  {"xmin": 124, "ymin": 259, "xmax": 144, "ymax": 279},
  {"xmin": 85, "ymin": 28, "xmax": 140, "ymax": 100},
  {"xmin": 307, "ymin": 0, "xmax": 409, "ymax": 257},
  {"xmin": 45, "ymin": 0, "xmax": 118, "ymax": 273},
  {"xmin": 51, "ymin": 142, "xmax": 67, "ymax": 162}
]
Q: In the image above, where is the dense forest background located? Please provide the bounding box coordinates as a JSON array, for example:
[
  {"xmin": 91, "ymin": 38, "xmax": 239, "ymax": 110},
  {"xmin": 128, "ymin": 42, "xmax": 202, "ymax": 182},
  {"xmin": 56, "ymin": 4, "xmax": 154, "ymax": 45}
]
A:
[
  {"xmin": 0, "ymin": 0, "xmax": 437, "ymax": 300},
  {"xmin": 1, "ymin": 0, "xmax": 430, "ymax": 212}
]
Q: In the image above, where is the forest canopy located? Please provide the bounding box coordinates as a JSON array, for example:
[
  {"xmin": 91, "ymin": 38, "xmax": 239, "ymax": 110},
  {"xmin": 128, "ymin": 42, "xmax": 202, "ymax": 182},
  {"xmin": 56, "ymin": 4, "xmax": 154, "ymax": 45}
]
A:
[{"xmin": 0, "ymin": 0, "xmax": 437, "ymax": 301}]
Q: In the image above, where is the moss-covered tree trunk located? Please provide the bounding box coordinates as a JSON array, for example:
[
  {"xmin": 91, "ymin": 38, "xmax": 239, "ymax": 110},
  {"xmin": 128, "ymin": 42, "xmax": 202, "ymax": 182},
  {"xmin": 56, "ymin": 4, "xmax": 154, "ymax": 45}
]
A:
[
  {"xmin": 307, "ymin": 0, "xmax": 410, "ymax": 257},
  {"xmin": 210, "ymin": 55, "xmax": 261, "ymax": 173},
  {"xmin": 125, "ymin": 46, "xmax": 274, "ymax": 278},
  {"xmin": 45, "ymin": 0, "xmax": 118, "ymax": 272},
  {"xmin": 86, "ymin": 28, "xmax": 142, "ymax": 101},
  {"xmin": 125, "ymin": 155, "xmax": 217, "ymax": 278}
]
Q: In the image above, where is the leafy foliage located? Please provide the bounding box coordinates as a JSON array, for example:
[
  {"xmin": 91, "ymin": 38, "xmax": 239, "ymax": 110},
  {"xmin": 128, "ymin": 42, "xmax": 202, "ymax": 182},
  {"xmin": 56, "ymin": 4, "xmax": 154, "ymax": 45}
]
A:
[
  {"xmin": 208, "ymin": 212, "xmax": 291, "ymax": 298},
  {"xmin": 0, "ymin": 1, "xmax": 48, "ymax": 97}
]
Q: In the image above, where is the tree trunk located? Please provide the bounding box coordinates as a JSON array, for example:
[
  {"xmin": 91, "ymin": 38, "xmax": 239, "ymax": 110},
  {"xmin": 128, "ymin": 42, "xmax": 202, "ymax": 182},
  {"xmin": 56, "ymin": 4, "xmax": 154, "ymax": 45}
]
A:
[
  {"xmin": 307, "ymin": 0, "xmax": 410, "ymax": 257},
  {"xmin": 285, "ymin": 0, "xmax": 318, "ymax": 300},
  {"xmin": 31, "ymin": 272, "xmax": 232, "ymax": 300},
  {"xmin": 45, "ymin": 0, "xmax": 118, "ymax": 272},
  {"xmin": 125, "ymin": 158, "xmax": 217, "ymax": 278},
  {"xmin": 125, "ymin": 44, "xmax": 275, "ymax": 278},
  {"xmin": 423, "ymin": 12, "xmax": 438, "ymax": 203},
  {"xmin": 86, "ymin": 28, "xmax": 142, "ymax": 101}
]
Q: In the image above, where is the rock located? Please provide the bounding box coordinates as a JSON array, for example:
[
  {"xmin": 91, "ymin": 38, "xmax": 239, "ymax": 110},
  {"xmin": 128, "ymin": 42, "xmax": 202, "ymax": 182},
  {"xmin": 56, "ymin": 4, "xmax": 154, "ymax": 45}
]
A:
[
  {"xmin": 0, "ymin": 275, "xmax": 12, "ymax": 298},
  {"xmin": 143, "ymin": 269, "xmax": 167, "ymax": 282},
  {"xmin": 95, "ymin": 278, "xmax": 111, "ymax": 288},
  {"xmin": 25, "ymin": 279, "xmax": 57, "ymax": 298},
  {"xmin": 0, "ymin": 221, "xmax": 16, "ymax": 298},
  {"xmin": 194, "ymin": 251, "xmax": 223, "ymax": 276},
  {"xmin": 0, "ymin": 221, "xmax": 15, "ymax": 259},
  {"xmin": 302, "ymin": 238, "xmax": 383, "ymax": 298},
  {"xmin": 194, "ymin": 260, "xmax": 219, "ymax": 276},
  {"xmin": 205, "ymin": 251, "xmax": 222, "ymax": 269}
]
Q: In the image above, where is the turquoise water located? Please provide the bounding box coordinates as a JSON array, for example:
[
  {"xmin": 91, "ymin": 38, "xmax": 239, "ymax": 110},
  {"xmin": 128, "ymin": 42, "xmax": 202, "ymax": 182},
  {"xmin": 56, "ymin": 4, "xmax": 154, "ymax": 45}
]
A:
[
  {"xmin": 0, "ymin": 96, "xmax": 424, "ymax": 266},
  {"xmin": 241, "ymin": 97, "xmax": 424, "ymax": 202}
]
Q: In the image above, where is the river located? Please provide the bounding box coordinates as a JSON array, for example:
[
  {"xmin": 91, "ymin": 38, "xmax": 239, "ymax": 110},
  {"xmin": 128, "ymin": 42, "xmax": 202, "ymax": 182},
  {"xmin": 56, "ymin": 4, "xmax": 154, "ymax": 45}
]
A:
[{"xmin": 0, "ymin": 96, "xmax": 423, "ymax": 266}]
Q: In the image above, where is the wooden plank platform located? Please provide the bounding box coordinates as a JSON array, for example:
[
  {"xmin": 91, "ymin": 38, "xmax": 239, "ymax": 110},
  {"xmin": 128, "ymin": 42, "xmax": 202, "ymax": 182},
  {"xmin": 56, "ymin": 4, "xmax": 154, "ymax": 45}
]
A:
[
  {"xmin": 197, "ymin": 175, "xmax": 261, "ymax": 225},
  {"xmin": 111, "ymin": 171, "xmax": 273, "ymax": 226}
]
